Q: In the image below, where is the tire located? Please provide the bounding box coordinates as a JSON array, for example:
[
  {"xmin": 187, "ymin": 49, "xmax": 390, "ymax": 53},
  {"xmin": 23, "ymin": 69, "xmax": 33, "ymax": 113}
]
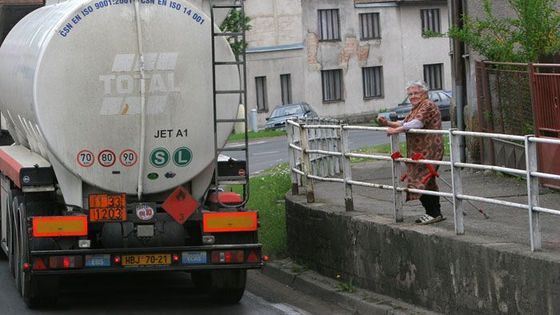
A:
[{"xmin": 192, "ymin": 270, "xmax": 246, "ymax": 304}]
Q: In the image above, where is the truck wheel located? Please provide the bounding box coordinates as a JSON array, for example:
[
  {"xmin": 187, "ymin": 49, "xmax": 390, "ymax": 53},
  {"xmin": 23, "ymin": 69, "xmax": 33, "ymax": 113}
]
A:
[
  {"xmin": 15, "ymin": 200, "xmax": 58, "ymax": 308},
  {"xmin": 192, "ymin": 270, "xmax": 246, "ymax": 304}
]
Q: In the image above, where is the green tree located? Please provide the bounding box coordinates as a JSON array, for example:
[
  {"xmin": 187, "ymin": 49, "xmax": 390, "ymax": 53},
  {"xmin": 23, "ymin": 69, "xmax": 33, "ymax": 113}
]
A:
[
  {"xmin": 449, "ymin": 0, "xmax": 560, "ymax": 62},
  {"xmin": 220, "ymin": 5, "xmax": 252, "ymax": 59}
]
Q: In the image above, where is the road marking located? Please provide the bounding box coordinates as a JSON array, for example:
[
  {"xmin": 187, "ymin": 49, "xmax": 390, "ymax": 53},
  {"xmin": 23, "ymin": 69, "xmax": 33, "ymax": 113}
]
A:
[{"xmin": 254, "ymin": 151, "xmax": 280, "ymax": 156}]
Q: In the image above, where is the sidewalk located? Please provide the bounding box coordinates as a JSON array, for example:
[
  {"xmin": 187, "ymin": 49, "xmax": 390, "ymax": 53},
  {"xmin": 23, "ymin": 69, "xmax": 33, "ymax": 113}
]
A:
[
  {"xmin": 283, "ymin": 160, "xmax": 560, "ymax": 314},
  {"xmin": 314, "ymin": 160, "xmax": 560, "ymax": 251}
]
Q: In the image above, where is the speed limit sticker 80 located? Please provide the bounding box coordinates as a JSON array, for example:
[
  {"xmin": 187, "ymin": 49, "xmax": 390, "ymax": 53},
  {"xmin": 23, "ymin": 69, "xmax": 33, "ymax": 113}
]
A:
[{"xmin": 98, "ymin": 150, "xmax": 116, "ymax": 167}]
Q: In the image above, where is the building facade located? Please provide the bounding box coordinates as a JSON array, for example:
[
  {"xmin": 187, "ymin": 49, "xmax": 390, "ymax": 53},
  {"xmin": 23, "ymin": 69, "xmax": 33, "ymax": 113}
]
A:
[
  {"xmin": 244, "ymin": 0, "xmax": 451, "ymax": 127},
  {"xmin": 302, "ymin": 0, "xmax": 450, "ymax": 121},
  {"xmin": 244, "ymin": 0, "xmax": 305, "ymax": 127}
]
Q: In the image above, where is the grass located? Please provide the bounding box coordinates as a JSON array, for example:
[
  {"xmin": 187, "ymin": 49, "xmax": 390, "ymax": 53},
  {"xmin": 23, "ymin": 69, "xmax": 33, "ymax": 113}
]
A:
[
  {"xmin": 229, "ymin": 163, "xmax": 291, "ymax": 259},
  {"xmin": 350, "ymin": 136, "xmax": 450, "ymax": 163},
  {"xmin": 227, "ymin": 129, "xmax": 286, "ymax": 142}
]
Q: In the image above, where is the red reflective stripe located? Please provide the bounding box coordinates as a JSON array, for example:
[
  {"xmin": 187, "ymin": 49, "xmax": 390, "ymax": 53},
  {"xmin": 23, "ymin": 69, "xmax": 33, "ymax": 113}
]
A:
[
  {"xmin": 203, "ymin": 212, "xmax": 258, "ymax": 233},
  {"xmin": 32, "ymin": 216, "xmax": 88, "ymax": 237},
  {"xmin": 0, "ymin": 149, "xmax": 23, "ymax": 187}
]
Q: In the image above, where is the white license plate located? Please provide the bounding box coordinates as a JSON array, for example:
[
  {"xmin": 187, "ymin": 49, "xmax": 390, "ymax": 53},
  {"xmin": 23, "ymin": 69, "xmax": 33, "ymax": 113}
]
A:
[{"xmin": 182, "ymin": 251, "xmax": 207, "ymax": 265}]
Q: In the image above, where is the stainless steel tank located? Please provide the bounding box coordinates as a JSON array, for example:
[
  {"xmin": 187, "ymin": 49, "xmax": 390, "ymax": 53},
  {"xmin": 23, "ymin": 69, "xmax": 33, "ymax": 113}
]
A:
[{"xmin": 0, "ymin": 0, "xmax": 239, "ymax": 196}]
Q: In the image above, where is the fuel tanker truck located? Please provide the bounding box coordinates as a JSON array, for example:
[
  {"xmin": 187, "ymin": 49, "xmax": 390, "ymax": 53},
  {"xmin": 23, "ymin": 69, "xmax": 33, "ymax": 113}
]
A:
[{"xmin": 0, "ymin": 0, "xmax": 261, "ymax": 307}]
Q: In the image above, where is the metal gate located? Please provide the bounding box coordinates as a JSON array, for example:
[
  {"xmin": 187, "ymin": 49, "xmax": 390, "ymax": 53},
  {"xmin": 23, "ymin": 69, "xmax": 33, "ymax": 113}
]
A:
[
  {"xmin": 476, "ymin": 61, "xmax": 560, "ymax": 189},
  {"xmin": 531, "ymin": 64, "xmax": 560, "ymax": 189}
]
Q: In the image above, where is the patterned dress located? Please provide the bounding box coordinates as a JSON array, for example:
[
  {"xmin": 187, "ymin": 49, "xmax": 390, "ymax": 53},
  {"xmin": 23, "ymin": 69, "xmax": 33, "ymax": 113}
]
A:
[{"xmin": 403, "ymin": 98, "xmax": 444, "ymax": 201}]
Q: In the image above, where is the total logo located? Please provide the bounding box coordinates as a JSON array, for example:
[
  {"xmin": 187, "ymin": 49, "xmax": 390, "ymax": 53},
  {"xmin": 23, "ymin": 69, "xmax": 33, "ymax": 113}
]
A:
[
  {"xmin": 99, "ymin": 53, "xmax": 180, "ymax": 116},
  {"xmin": 150, "ymin": 147, "xmax": 192, "ymax": 168}
]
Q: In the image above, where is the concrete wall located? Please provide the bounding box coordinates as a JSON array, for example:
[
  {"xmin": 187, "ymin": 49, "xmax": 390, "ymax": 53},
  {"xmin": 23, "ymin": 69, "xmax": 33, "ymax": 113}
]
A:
[
  {"xmin": 245, "ymin": 0, "xmax": 303, "ymax": 48},
  {"xmin": 286, "ymin": 196, "xmax": 560, "ymax": 314},
  {"xmin": 246, "ymin": 47, "xmax": 305, "ymax": 127},
  {"xmin": 243, "ymin": 0, "xmax": 305, "ymax": 127},
  {"xmin": 301, "ymin": 0, "xmax": 451, "ymax": 120}
]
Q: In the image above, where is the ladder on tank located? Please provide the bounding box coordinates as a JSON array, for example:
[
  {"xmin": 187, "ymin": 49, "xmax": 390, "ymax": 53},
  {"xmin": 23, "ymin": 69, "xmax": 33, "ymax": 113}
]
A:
[{"xmin": 210, "ymin": 0, "xmax": 249, "ymax": 207}]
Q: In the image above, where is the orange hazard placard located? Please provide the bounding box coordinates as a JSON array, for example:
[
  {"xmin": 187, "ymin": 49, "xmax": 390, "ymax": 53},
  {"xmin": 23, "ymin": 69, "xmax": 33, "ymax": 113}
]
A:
[{"xmin": 162, "ymin": 186, "xmax": 198, "ymax": 224}]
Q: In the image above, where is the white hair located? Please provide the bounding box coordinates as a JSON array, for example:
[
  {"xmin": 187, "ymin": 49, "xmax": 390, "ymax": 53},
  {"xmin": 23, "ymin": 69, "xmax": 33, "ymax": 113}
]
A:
[{"xmin": 406, "ymin": 80, "xmax": 429, "ymax": 93}]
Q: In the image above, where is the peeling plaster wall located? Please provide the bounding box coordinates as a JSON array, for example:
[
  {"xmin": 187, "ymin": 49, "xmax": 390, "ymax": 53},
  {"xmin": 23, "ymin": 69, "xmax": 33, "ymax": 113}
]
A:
[
  {"xmin": 286, "ymin": 197, "xmax": 560, "ymax": 314},
  {"xmin": 302, "ymin": 0, "xmax": 451, "ymax": 120}
]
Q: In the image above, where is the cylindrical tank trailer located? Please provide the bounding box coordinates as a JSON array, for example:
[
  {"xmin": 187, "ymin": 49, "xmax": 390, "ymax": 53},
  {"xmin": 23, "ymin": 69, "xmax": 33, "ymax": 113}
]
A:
[{"xmin": 0, "ymin": 0, "xmax": 239, "ymax": 198}]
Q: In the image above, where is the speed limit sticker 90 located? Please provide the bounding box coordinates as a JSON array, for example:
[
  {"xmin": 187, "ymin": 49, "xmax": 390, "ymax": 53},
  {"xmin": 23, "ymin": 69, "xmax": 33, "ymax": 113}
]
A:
[
  {"xmin": 98, "ymin": 150, "xmax": 116, "ymax": 167},
  {"xmin": 77, "ymin": 150, "xmax": 95, "ymax": 167},
  {"xmin": 119, "ymin": 149, "xmax": 138, "ymax": 167}
]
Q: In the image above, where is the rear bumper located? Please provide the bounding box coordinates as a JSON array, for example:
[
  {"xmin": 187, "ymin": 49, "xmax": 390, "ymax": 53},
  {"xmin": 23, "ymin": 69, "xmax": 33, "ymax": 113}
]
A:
[{"xmin": 28, "ymin": 243, "xmax": 263, "ymax": 275}]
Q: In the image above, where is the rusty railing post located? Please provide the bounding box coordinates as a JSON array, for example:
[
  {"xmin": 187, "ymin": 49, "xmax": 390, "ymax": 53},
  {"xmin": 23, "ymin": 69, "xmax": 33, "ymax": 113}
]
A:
[
  {"xmin": 340, "ymin": 125, "xmax": 354, "ymax": 211},
  {"xmin": 287, "ymin": 121, "xmax": 299, "ymax": 195},
  {"xmin": 525, "ymin": 135, "xmax": 541, "ymax": 251},
  {"xmin": 390, "ymin": 133, "xmax": 403, "ymax": 222},
  {"xmin": 300, "ymin": 123, "xmax": 315, "ymax": 203}
]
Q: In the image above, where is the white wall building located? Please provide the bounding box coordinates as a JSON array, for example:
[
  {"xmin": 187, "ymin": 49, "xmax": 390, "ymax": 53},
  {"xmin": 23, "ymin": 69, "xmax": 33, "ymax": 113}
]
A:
[
  {"xmin": 243, "ymin": 0, "xmax": 452, "ymax": 127},
  {"xmin": 244, "ymin": 0, "xmax": 306, "ymax": 127},
  {"xmin": 301, "ymin": 0, "xmax": 451, "ymax": 122}
]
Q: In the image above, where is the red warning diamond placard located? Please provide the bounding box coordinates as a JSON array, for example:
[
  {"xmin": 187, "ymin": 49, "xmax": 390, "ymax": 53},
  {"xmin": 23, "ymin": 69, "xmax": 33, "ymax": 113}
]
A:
[{"xmin": 162, "ymin": 186, "xmax": 198, "ymax": 224}]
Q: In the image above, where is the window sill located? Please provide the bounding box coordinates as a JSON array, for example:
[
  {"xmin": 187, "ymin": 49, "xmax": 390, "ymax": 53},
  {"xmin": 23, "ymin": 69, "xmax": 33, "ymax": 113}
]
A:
[
  {"xmin": 363, "ymin": 96, "xmax": 384, "ymax": 100},
  {"xmin": 322, "ymin": 99, "xmax": 344, "ymax": 104}
]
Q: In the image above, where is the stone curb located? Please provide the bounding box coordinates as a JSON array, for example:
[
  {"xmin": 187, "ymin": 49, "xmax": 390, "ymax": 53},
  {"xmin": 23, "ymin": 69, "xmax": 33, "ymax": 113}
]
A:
[{"xmin": 261, "ymin": 258, "xmax": 439, "ymax": 315}]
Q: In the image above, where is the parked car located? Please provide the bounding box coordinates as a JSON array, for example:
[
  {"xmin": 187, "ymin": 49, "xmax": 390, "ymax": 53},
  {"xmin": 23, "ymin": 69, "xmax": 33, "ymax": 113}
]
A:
[
  {"xmin": 265, "ymin": 102, "xmax": 319, "ymax": 129},
  {"xmin": 378, "ymin": 90, "xmax": 452, "ymax": 122}
]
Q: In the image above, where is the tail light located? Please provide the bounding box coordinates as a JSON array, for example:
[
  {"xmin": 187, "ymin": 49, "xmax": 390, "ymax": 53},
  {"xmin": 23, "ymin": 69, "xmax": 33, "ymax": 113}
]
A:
[
  {"xmin": 211, "ymin": 250, "xmax": 244, "ymax": 264},
  {"xmin": 48, "ymin": 256, "xmax": 83, "ymax": 269},
  {"xmin": 32, "ymin": 257, "xmax": 48, "ymax": 270},
  {"xmin": 246, "ymin": 250, "xmax": 260, "ymax": 263}
]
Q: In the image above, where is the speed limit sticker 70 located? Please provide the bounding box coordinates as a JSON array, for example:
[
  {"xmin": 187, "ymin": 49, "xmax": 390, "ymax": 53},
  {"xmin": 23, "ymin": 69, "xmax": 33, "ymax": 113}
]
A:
[
  {"xmin": 119, "ymin": 149, "xmax": 138, "ymax": 167},
  {"xmin": 77, "ymin": 150, "xmax": 95, "ymax": 167},
  {"xmin": 98, "ymin": 150, "xmax": 116, "ymax": 167}
]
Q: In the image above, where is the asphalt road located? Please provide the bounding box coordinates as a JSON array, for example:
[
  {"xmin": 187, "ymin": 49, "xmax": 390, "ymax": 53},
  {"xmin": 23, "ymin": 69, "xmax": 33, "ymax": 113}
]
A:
[
  {"xmin": 0, "ymin": 257, "xmax": 352, "ymax": 314},
  {"xmin": 226, "ymin": 122, "xmax": 450, "ymax": 175}
]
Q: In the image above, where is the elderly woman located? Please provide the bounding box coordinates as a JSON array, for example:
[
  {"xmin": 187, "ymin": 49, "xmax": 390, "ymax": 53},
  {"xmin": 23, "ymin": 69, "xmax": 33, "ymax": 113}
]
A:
[{"xmin": 377, "ymin": 81, "xmax": 444, "ymax": 225}]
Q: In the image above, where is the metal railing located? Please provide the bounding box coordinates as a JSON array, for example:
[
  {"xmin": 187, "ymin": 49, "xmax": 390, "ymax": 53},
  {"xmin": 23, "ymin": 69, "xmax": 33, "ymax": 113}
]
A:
[{"xmin": 286, "ymin": 120, "xmax": 560, "ymax": 252}]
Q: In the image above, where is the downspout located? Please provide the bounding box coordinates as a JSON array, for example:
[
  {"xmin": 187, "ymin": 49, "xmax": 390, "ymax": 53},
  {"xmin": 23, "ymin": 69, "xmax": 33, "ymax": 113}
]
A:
[
  {"xmin": 449, "ymin": 0, "xmax": 466, "ymax": 162},
  {"xmin": 134, "ymin": 0, "xmax": 147, "ymax": 200}
]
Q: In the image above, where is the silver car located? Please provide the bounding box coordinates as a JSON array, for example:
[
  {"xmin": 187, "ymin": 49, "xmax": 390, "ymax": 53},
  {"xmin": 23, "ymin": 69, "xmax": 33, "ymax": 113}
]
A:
[
  {"xmin": 378, "ymin": 90, "xmax": 452, "ymax": 121},
  {"xmin": 265, "ymin": 102, "xmax": 319, "ymax": 129}
]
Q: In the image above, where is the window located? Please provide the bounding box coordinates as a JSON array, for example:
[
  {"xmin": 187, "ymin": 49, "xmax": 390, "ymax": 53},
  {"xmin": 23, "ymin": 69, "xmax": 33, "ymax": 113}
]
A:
[
  {"xmin": 423, "ymin": 63, "xmax": 443, "ymax": 90},
  {"xmin": 255, "ymin": 76, "xmax": 268, "ymax": 112},
  {"xmin": 280, "ymin": 74, "xmax": 292, "ymax": 104},
  {"xmin": 420, "ymin": 9, "xmax": 441, "ymax": 35},
  {"xmin": 359, "ymin": 13, "xmax": 381, "ymax": 40},
  {"xmin": 362, "ymin": 66, "xmax": 383, "ymax": 98},
  {"xmin": 318, "ymin": 9, "xmax": 340, "ymax": 41},
  {"xmin": 321, "ymin": 69, "xmax": 343, "ymax": 102}
]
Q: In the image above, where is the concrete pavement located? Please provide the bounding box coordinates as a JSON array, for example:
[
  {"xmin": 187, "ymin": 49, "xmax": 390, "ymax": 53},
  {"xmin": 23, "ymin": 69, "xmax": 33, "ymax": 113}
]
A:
[{"xmin": 261, "ymin": 258, "xmax": 439, "ymax": 315}]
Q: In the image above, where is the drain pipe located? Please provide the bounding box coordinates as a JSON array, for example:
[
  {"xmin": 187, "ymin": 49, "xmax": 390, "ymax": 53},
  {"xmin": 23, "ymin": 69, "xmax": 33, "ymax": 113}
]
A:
[
  {"xmin": 450, "ymin": 0, "xmax": 467, "ymax": 162},
  {"xmin": 134, "ymin": 0, "xmax": 147, "ymax": 199}
]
